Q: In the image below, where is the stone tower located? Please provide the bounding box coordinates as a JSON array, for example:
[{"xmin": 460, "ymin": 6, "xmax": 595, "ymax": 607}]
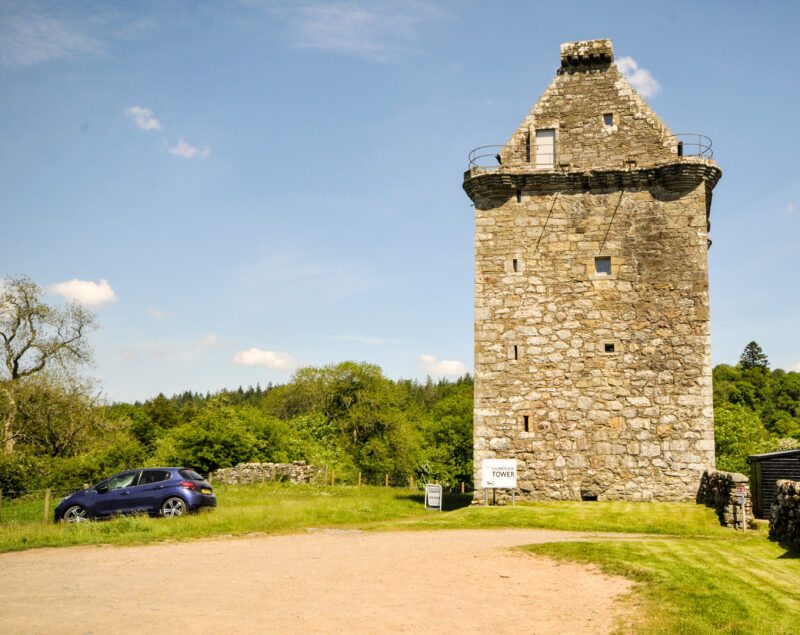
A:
[{"xmin": 464, "ymin": 39, "xmax": 721, "ymax": 502}]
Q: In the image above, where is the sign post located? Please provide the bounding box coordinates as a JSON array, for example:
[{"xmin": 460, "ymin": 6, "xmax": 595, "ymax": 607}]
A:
[
  {"xmin": 424, "ymin": 483, "xmax": 443, "ymax": 511},
  {"xmin": 481, "ymin": 459, "xmax": 518, "ymax": 506},
  {"xmin": 735, "ymin": 485, "xmax": 748, "ymax": 533}
]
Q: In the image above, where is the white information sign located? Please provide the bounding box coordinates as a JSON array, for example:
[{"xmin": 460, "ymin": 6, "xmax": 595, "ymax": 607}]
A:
[
  {"xmin": 424, "ymin": 484, "xmax": 443, "ymax": 511},
  {"xmin": 482, "ymin": 459, "xmax": 518, "ymax": 489}
]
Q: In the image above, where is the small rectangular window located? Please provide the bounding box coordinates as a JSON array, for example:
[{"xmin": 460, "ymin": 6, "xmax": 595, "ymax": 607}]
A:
[
  {"xmin": 516, "ymin": 189, "xmax": 522, "ymax": 203},
  {"xmin": 513, "ymin": 345, "xmax": 518, "ymax": 360},
  {"xmin": 523, "ymin": 415, "xmax": 530, "ymax": 432},
  {"xmin": 595, "ymin": 256, "xmax": 611, "ymax": 275},
  {"xmin": 603, "ymin": 113, "xmax": 613, "ymax": 127},
  {"xmin": 512, "ymin": 258, "xmax": 518, "ymax": 272},
  {"xmin": 604, "ymin": 343, "xmax": 615, "ymax": 353}
]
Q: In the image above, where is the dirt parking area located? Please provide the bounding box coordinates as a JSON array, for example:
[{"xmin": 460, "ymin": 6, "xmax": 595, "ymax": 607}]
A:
[{"xmin": 0, "ymin": 528, "xmax": 634, "ymax": 634}]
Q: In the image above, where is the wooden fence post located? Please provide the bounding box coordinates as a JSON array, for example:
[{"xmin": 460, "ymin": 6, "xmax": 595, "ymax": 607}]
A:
[
  {"xmin": 208, "ymin": 473, "xmax": 213, "ymax": 485},
  {"xmin": 461, "ymin": 481, "xmax": 465, "ymax": 495},
  {"xmin": 410, "ymin": 476, "xmax": 413, "ymax": 490},
  {"xmin": 43, "ymin": 488, "xmax": 51, "ymax": 524},
  {"xmin": 385, "ymin": 474, "xmax": 389, "ymax": 488},
  {"xmin": 331, "ymin": 469, "xmax": 336, "ymax": 487},
  {"xmin": 358, "ymin": 472, "xmax": 362, "ymax": 487}
]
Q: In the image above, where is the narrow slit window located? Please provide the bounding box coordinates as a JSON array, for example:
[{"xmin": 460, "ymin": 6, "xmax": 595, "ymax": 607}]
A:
[
  {"xmin": 603, "ymin": 113, "xmax": 613, "ymax": 127},
  {"xmin": 595, "ymin": 256, "xmax": 611, "ymax": 275},
  {"xmin": 523, "ymin": 415, "xmax": 530, "ymax": 432},
  {"xmin": 512, "ymin": 258, "xmax": 518, "ymax": 272},
  {"xmin": 513, "ymin": 345, "xmax": 518, "ymax": 360},
  {"xmin": 516, "ymin": 189, "xmax": 522, "ymax": 203},
  {"xmin": 604, "ymin": 343, "xmax": 615, "ymax": 353}
]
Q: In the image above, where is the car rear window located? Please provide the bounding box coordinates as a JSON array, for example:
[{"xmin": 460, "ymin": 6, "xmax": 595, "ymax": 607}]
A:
[
  {"xmin": 139, "ymin": 470, "xmax": 171, "ymax": 485},
  {"xmin": 179, "ymin": 469, "xmax": 205, "ymax": 481}
]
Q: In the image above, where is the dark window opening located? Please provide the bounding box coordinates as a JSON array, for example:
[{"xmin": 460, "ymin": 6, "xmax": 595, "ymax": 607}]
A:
[
  {"xmin": 595, "ymin": 256, "xmax": 611, "ymax": 275},
  {"xmin": 513, "ymin": 345, "xmax": 518, "ymax": 360},
  {"xmin": 603, "ymin": 113, "xmax": 613, "ymax": 127},
  {"xmin": 604, "ymin": 343, "xmax": 615, "ymax": 353},
  {"xmin": 581, "ymin": 493, "xmax": 598, "ymax": 502},
  {"xmin": 516, "ymin": 189, "xmax": 522, "ymax": 203},
  {"xmin": 512, "ymin": 258, "xmax": 518, "ymax": 272},
  {"xmin": 523, "ymin": 415, "xmax": 529, "ymax": 432}
]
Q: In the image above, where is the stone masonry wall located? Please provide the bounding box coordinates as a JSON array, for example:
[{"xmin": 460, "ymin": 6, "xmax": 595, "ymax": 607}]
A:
[
  {"xmin": 697, "ymin": 470, "xmax": 752, "ymax": 528},
  {"xmin": 769, "ymin": 479, "xmax": 800, "ymax": 550},
  {"xmin": 211, "ymin": 461, "xmax": 321, "ymax": 485},
  {"xmin": 465, "ymin": 39, "xmax": 721, "ymax": 503}
]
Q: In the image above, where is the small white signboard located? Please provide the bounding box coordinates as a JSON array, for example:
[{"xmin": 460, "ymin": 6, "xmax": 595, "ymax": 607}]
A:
[
  {"xmin": 482, "ymin": 459, "xmax": 518, "ymax": 489},
  {"xmin": 424, "ymin": 484, "xmax": 443, "ymax": 511}
]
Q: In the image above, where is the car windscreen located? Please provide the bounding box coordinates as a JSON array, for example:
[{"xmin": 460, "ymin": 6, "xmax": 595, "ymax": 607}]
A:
[{"xmin": 179, "ymin": 469, "xmax": 205, "ymax": 481}]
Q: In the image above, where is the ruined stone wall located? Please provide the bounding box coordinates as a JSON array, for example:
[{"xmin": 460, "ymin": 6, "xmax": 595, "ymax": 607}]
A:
[
  {"xmin": 769, "ymin": 480, "xmax": 800, "ymax": 550},
  {"xmin": 211, "ymin": 461, "xmax": 321, "ymax": 485},
  {"xmin": 697, "ymin": 470, "xmax": 752, "ymax": 528}
]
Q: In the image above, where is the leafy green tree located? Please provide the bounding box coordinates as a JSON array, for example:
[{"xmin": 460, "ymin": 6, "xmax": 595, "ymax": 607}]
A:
[
  {"xmin": 714, "ymin": 404, "xmax": 774, "ymax": 475},
  {"xmin": 1, "ymin": 275, "xmax": 97, "ymax": 452}
]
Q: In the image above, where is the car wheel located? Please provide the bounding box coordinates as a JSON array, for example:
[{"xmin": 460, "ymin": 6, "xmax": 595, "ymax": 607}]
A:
[
  {"xmin": 62, "ymin": 505, "xmax": 88, "ymax": 523},
  {"xmin": 160, "ymin": 497, "xmax": 186, "ymax": 518}
]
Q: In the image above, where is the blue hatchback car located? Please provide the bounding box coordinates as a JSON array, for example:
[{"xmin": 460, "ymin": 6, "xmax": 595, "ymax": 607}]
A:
[{"xmin": 54, "ymin": 467, "xmax": 217, "ymax": 522}]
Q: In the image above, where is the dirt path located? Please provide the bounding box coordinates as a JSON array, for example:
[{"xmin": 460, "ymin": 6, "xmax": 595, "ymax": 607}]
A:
[{"xmin": 0, "ymin": 529, "xmax": 636, "ymax": 634}]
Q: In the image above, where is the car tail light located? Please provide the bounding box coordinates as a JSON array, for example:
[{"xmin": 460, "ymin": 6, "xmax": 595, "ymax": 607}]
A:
[{"xmin": 179, "ymin": 481, "xmax": 197, "ymax": 490}]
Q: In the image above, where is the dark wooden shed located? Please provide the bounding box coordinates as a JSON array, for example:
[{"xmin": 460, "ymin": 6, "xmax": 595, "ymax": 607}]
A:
[{"xmin": 747, "ymin": 449, "xmax": 800, "ymax": 519}]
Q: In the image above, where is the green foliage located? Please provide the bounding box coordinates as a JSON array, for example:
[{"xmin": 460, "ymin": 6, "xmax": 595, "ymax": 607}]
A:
[{"xmin": 712, "ymin": 342, "xmax": 800, "ymax": 472}]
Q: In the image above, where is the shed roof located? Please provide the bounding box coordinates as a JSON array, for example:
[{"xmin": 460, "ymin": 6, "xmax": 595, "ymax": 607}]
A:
[{"xmin": 747, "ymin": 449, "xmax": 800, "ymax": 462}]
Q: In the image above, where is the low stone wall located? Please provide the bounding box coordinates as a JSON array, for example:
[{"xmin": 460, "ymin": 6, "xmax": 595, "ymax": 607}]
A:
[
  {"xmin": 696, "ymin": 470, "xmax": 753, "ymax": 529},
  {"xmin": 769, "ymin": 480, "xmax": 800, "ymax": 550},
  {"xmin": 211, "ymin": 461, "xmax": 321, "ymax": 485}
]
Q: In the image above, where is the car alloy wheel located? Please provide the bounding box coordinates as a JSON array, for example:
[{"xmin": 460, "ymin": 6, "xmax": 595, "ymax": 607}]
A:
[
  {"xmin": 161, "ymin": 497, "xmax": 186, "ymax": 518},
  {"xmin": 63, "ymin": 505, "xmax": 88, "ymax": 523}
]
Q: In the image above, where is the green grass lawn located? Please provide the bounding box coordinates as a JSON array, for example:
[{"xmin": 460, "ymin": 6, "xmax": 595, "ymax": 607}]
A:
[{"xmin": 2, "ymin": 484, "xmax": 798, "ymax": 634}]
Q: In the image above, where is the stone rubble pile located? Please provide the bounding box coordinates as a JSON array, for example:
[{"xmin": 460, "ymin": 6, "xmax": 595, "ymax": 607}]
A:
[
  {"xmin": 769, "ymin": 479, "xmax": 800, "ymax": 550},
  {"xmin": 696, "ymin": 470, "xmax": 752, "ymax": 528},
  {"xmin": 211, "ymin": 461, "xmax": 321, "ymax": 485}
]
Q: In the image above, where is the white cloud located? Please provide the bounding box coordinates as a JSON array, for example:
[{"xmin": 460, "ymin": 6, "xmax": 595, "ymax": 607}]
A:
[
  {"xmin": 148, "ymin": 307, "xmax": 175, "ymax": 320},
  {"xmin": 169, "ymin": 139, "xmax": 211, "ymax": 159},
  {"xmin": 789, "ymin": 362, "xmax": 800, "ymax": 372},
  {"xmin": 233, "ymin": 348, "xmax": 298, "ymax": 370},
  {"xmin": 125, "ymin": 106, "xmax": 162, "ymax": 131},
  {"xmin": 417, "ymin": 354, "xmax": 468, "ymax": 378},
  {"xmin": 278, "ymin": 1, "xmax": 439, "ymax": 62},
  {"xmin": 48, "ymin": 278, "xmax": 118, "ymax": 309},
  {"xmin": 780, "ymin": 202, "xmax": 795, "ymax": 214},
  {"xmin": 0, "ymin": 4, "xmax": 103, "ymax": 70},
  {"xmin": 616, "ymin": 56, "xmax": 661, "ymax": 98},
  {"xmin": 197, "ymin": 333, "xmax": 233, "ymax": 349}
]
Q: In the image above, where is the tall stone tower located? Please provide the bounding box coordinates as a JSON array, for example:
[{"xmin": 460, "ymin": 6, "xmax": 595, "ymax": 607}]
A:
[{"xmin": 464, "ymin": 39, "xmax": 721, "ymax": 502}]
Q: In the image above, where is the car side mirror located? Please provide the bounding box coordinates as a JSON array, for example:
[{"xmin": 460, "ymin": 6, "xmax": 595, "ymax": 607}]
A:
[{"xmin": 96, "ymin": 486, "xmax": 108, "ymax": 494}]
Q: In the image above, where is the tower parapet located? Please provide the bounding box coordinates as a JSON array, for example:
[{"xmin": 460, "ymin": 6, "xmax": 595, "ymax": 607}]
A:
[{"xmin": 464, "ymin": 39, "xmax": 721, "ymax": 502}]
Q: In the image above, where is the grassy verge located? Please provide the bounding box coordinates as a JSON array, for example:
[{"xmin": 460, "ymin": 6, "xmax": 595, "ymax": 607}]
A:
[
  {"xmin": 0, "ymin": 484, "xmax": 441, "ymax": 553},
  {"xmin": 524, "ymin": 538, "xmax": 800, "ymax": 634},
  {"xmin": 362, "ymin": 500, "xmax": 735, "ymax": 536}
]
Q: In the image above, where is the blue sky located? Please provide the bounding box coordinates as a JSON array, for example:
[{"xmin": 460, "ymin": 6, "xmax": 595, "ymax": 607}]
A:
[{"xmin": 1, "ymin": 0, "xmax": 798, "ymax": 402}]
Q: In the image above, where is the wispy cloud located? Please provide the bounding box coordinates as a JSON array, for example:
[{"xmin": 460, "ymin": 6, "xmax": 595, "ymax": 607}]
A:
[
  {"xmin": 0, "ymin": 3, "xmax": 103, "ymax": 70},
  {"xmin": 169, "ymin": 138, "xmax": 211, "ymax": 159},
  {"xmin": 49, "ymin": 278, "xmax": 118, "ymax": 309},
  {"xmin": 780, "ymin": 202, "xmax": 795, "ymax": 214},
  {"xmin": 277, "ymin": 1, "xmax": 439, "ymax": 62},
  {"xmin": 331, "ymin": 335, "xmax": 400, "ymax": 346},
  {"xmin": 125, "ymin": 106, "xmax": 162, "ymax": 131},
  {"xmin": 417, "ymin": 354, "xmax": 468, "ymax": 378},
  {"xmin": 789, "ymin": 362, "xmax": 800, "ymax": 372},
  {"xmin": 233, "ymin": 348, "xmax": 298, "ymax": 370},
  {"xmin": 616, "ymin": 56, "xmax": 661, "ymax": 98},
  {"xmin": 198, "ymin": 333, "xmax": 232, "ymax": 349},
  {"xmin": 148, "ymin": 307, "xmax": 175, "ymax": 320}
]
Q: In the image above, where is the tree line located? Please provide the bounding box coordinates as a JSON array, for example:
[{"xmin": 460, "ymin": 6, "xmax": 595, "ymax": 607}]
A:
[{"xmin": 1, "ymin": 275, "xmax": 797, "ymax": 496}]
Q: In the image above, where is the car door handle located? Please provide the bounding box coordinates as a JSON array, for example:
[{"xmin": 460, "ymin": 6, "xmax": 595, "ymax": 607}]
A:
[{"xmin": 120, "ymin": 491, "xmax": 130, "ymax": 496}]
